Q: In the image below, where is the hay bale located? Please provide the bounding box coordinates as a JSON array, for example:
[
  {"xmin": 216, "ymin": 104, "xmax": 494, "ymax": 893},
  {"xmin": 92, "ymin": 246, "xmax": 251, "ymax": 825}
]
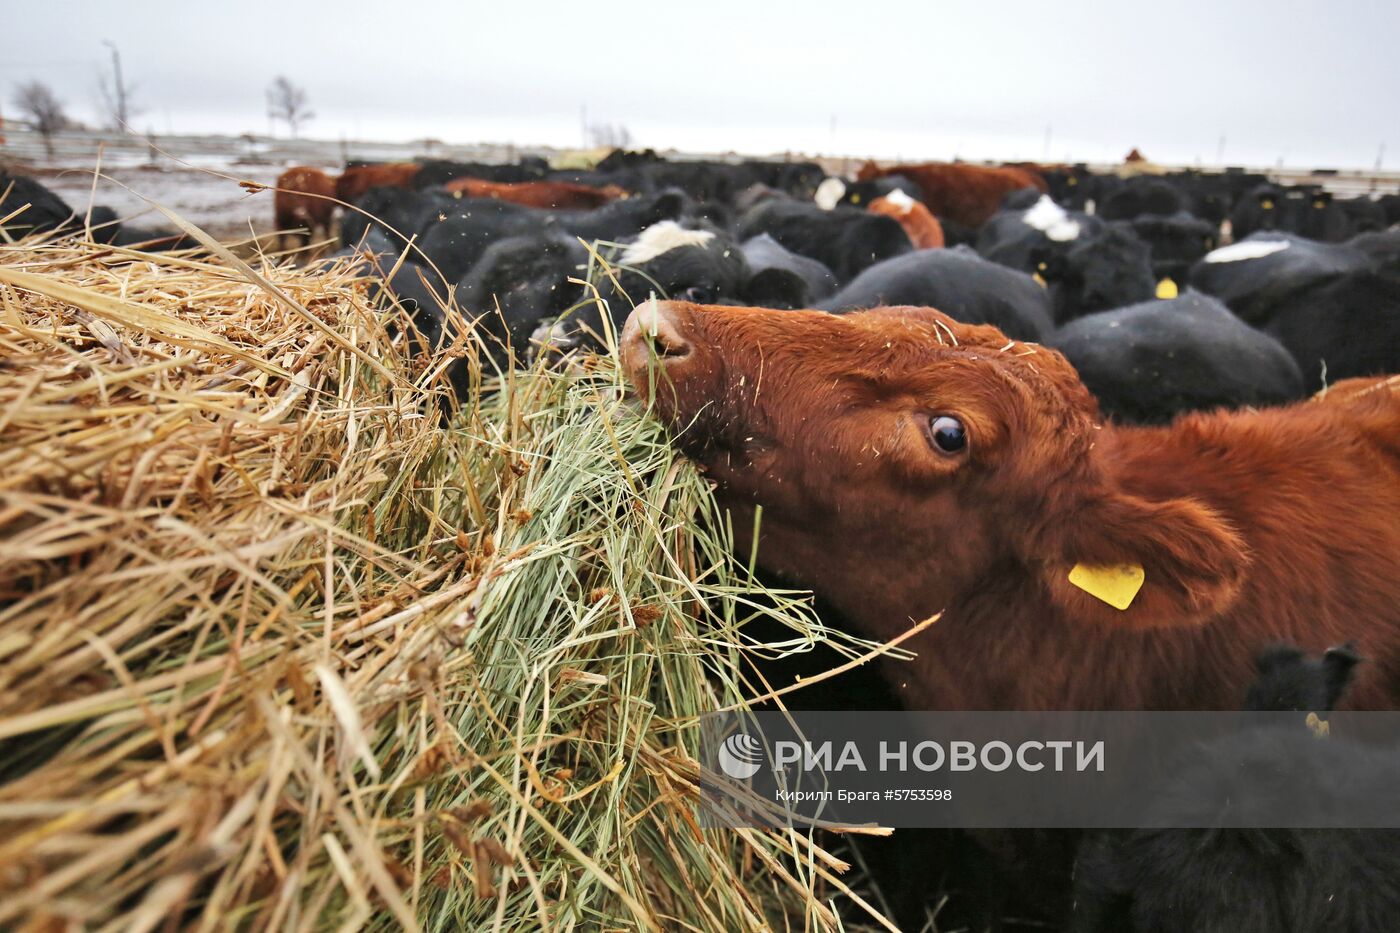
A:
[{"xmin": 0, "ymin": 231, "xmax": 884, "ymax": 930}]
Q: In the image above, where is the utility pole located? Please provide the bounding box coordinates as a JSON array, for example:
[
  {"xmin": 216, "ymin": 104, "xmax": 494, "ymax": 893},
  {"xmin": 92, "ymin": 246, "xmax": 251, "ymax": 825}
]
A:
[{"xmin": 103, "ymin": 40, "xmax": 128, "ymax": 128}]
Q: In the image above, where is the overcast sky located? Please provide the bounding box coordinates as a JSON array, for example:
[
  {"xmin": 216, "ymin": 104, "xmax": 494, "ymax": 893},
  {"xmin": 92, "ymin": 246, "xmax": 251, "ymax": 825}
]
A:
[{"xmin": 7, "ymin": 0, "xmax": 1398, "ymax": 168}]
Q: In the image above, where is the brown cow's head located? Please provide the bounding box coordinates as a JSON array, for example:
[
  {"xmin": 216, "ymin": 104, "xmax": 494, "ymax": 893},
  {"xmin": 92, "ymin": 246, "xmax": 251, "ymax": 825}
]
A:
[{"xmin": 620, "ymin": 301, "xmax": 1246, "ymax": 637}]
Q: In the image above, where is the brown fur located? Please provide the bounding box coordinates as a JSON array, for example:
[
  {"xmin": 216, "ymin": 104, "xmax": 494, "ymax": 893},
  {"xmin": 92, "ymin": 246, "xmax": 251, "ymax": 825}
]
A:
[
  {"xmin": 442, "ymin": 177, "xmax": 626, "ymax": 209},
  {"xmin": 867, "ymin": 194, "xmax": 945, "ymax": 249},
  {"xmin": 621, "ymin": 301, "xmax": 1400, "ymax": 711},
  {"xmin": 856, "ymin": 161, "xmax": 1049, "ymax": 228},
  {"xmin": 333, "ymin": 163, "xmax": 422, "ymax": 203},
  {"xmin": 273, "ymin": 166, "xmax": 337, "ymax": 247}
]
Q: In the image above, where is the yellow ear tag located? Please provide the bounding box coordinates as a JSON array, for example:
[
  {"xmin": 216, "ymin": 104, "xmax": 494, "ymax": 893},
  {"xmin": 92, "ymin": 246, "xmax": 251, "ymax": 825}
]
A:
[
  {"xmin": 1033, "ymin": 271, "xmax": 1048, "ymax": 288},
  {"xmin": 1261, "ymin": 198, "xmax": 1275, "ymax": 210},
  {"xmin": 850, "ymin": 193, "xmax": 861, "ymax": 204},
  {"xmin": 1069, "ymin": 562, "xmax": 1145, "ymax": 610},
  {"xmin": 1305, "ymin": 712, "xmax": 1330, "ymax": 739},
  {"xmin": 1155, "ymin": 278, "xmax": 1178, "ymax": 299}
]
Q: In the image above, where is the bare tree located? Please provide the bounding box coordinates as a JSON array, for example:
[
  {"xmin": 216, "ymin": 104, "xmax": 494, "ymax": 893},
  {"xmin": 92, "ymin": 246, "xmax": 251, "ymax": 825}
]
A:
[
  {"xmin": 266, "ymin": 76, "xmax": 314, "ymax": 138},
  {"xmin": 586, "ymin": 123, "xmax": 632, "ymax": 149},
  {"xmin": 96, "ymin": 40, "xmax": 142, "ymax": 130},
  {"xmin": 12, "ymin": 81, "xmax": 68, "ymax": 158}
]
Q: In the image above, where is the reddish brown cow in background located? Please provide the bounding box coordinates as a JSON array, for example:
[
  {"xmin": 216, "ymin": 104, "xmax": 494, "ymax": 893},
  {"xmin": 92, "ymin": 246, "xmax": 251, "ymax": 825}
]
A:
[
  {"xmin": 857, "ymin": 160, "xmax": 1048, "ymax": 228},
  {"xmin": 273, "ymin": 166, "xmax": 337, "ymax": 250},
  {"xmin": 442, "ymin": 177, "xmax": 626, "ymax": 209},
  {"xmin": 621, "ymin": 300, "xmax": 1400, "ymax": 712},
  {"xmin": 333, "ymin": 162, "xmax": 422, "ymax": 203},
  {"xmin": 867, "ymin": 191, "xmax": 945, "ymax": 249}
]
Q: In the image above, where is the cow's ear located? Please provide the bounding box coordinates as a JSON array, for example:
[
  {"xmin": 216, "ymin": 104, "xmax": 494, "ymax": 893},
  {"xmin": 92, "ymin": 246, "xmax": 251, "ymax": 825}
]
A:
[{"xmin": 1038, "ymin": 488, "xmax": 1249, "ymax": 630}]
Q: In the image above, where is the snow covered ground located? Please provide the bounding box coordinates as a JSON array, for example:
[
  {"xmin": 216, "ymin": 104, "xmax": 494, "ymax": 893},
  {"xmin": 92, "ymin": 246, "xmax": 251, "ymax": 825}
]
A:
[{"xmin": 36, "ymin": 164, "xmax": 286, "ymax": 238}]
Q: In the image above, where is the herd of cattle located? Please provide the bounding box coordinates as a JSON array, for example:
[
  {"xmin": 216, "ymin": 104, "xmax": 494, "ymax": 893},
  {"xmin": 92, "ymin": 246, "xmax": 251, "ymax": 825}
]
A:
[
  {"xmin": 272, "ymin": 150, "xmax": 1400, "ymax": 429},
  {"xmin": 5, "ymin": 150, "xmax": 1400, "ymax": 931},
  {"xmin": 275, "ymin": 151, "xmax": 1399, "ymax": 931}
]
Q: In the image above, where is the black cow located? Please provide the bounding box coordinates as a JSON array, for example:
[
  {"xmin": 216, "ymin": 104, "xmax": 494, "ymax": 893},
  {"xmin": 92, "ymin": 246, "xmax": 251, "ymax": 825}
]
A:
[
  {"xmin": 1230, "ymin": 183, "xmax": 1353, "ymax": 242},
  {"xmin": 1048, "ymin": 290, "xmax": 1305, "ymax": 424},
  {"xmin": 458, "ymin": 233, "xmax": 588, "ymax": 367},
  {"xmin": 1097, "ymin": 176, "xmax": 1184, "ymax": 221},
  {"xmin": 0, "ymin": 172, "xmax": 79, "ymax": 238},
  {"xmin": 814, "ymin": 174, "xmax": 922, "ymax": 209},
  {"xmin": 976, "ymin": 197, "xmax": 1155, "ymax": 323},
  {"xmin": 546, "ymin": 220, "xmax": 753, "ymax": 355},
  {"xmin": 816, "ymin": 246, "xmax": 1054, "ymax": 342},
  {"xmin": 740, "ymin": 233, "xmax": 839, "ymax": 309},
  {"xmin": 977, "ymin": 194, "xmax": 1106, "ymax": 269},
  {"xmin": 1071, "ymin": 644, "xmax": 1400, "ymax": 933},
  {"xmin": 1041, "ymin": 164, "xmax": 1096, "ymax": 211},
  {"xmin": 548, "ymin": 190, "xmax": 687, "ymax": 244},
  {"xmin": 1187, "ymin": 232, "xmax": 1373, "ymax": 325},
  {"xmin": 1350, "ymin": 228, "xmax": 1400, "ymax": 272},
  {"xmin": 413, "ymin": 158, "xmax": 548, "ymax": 189},
  {"xmin": 1129, "ymin": 210, "xmax": 1218, "ymax": 284},
  {"xmin": 738, "ymin": 199, "xmax": 912, "ymax": 283},
  {"xmin": 1035, "ymin": 225, "xmax": 1158, "ymax": 324},
  {"xmin": 1337, "ymin": 195, "xmax": 1389, "ymax": 235},
  {"xmin": 1262, "ymin": 268, "xmax": 1400, "ymax": 391},
  {"xmin": 1378, "ymin": 193, "xmax": 1400, "ymax": 227},
  {"xmin": 414, "ymin": 199, "xmax": 550, "ymax": 282},
  {"xmin": 340, "ymin": 186, "xmax": 457, "ymax": 253},
  {"xmin": 607, "ymin": 221, "xmax": 749, "ymax": 306}
]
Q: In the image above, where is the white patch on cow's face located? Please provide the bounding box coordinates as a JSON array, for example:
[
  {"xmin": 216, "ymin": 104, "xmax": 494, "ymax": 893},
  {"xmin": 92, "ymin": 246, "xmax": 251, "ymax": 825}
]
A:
[
  {"xmin": 814, "ymin": 177, "xmax": 847, "ymax": 210},
  {"xmin": 1022, "ymin": 195, "xmax": 1081, "ymax": 242},
  {"xmin": 621, "ymin": 221, "xmax": 716, "ymax": 265},
  {"xmin": 1203, "ymin": 239, "xmax": 1291, "ymax": 263},
  {"xmin": 882, "ymin": 188, "xmax": 917, "ymax": 214}
]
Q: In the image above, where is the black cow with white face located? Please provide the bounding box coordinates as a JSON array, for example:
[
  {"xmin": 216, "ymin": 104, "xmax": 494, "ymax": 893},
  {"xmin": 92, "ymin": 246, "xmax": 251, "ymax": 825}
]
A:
[
  {"xmin": 977, "ymin": 196, "xmax": 1156, "ymax": 323},
  {"xmin": 545, "ymin": 220, "xmax": 752, "ymax": 354},
  {"xmin": 1187, "ymin": 233, "xmax": 1373, "ymax": 325}
]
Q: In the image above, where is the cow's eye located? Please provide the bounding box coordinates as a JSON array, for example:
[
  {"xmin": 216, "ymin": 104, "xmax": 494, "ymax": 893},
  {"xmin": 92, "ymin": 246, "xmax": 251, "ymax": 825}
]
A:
[
  {"xmin": 928, "ymin": 415, "xmax": 967, "ymax": 455},
  {"xmin": 682, "ymin": 285, "xmax": 714, "ymax": 303}
]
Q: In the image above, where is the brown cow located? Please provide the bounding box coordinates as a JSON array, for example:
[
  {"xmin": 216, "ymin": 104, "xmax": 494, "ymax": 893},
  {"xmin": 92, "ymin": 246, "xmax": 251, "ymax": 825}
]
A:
[
  {"xmin": 620, "ymin": 300, "xmax": 1400, "ymax": 711},
  {"xmin": 867, "ymin": 191, "xmax": 944, "ymax": 249},
  {"xmin": 333, "ymin": 162, "xmax": 422, "ymax": 203},
  {"xmin": 856, "ymin": 160, "xmax": 1048, "ymax": 229},
  {"xmin": 273, "ymin": 166, "xmax": 337, "ymax": 251},
  {"xmin": 442, "ymin": 177, "xmax": 626, "ymax": 209}
]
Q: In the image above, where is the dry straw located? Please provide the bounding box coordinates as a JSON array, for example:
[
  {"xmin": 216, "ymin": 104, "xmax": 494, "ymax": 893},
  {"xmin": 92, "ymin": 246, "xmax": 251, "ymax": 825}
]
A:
[{"xmin": 0, "ymin": 216, "xmax": 892, "ymax": 930}]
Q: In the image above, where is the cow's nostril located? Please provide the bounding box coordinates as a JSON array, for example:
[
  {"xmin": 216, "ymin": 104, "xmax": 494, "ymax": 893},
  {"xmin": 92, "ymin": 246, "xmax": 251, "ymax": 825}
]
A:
[
  {"xmin": 630, "ymin": 299, "xmax": 692, "ymax": 362},
  {"xmin": 645, "ymin": 329, "xmax": 690, "ymax": 359}
]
